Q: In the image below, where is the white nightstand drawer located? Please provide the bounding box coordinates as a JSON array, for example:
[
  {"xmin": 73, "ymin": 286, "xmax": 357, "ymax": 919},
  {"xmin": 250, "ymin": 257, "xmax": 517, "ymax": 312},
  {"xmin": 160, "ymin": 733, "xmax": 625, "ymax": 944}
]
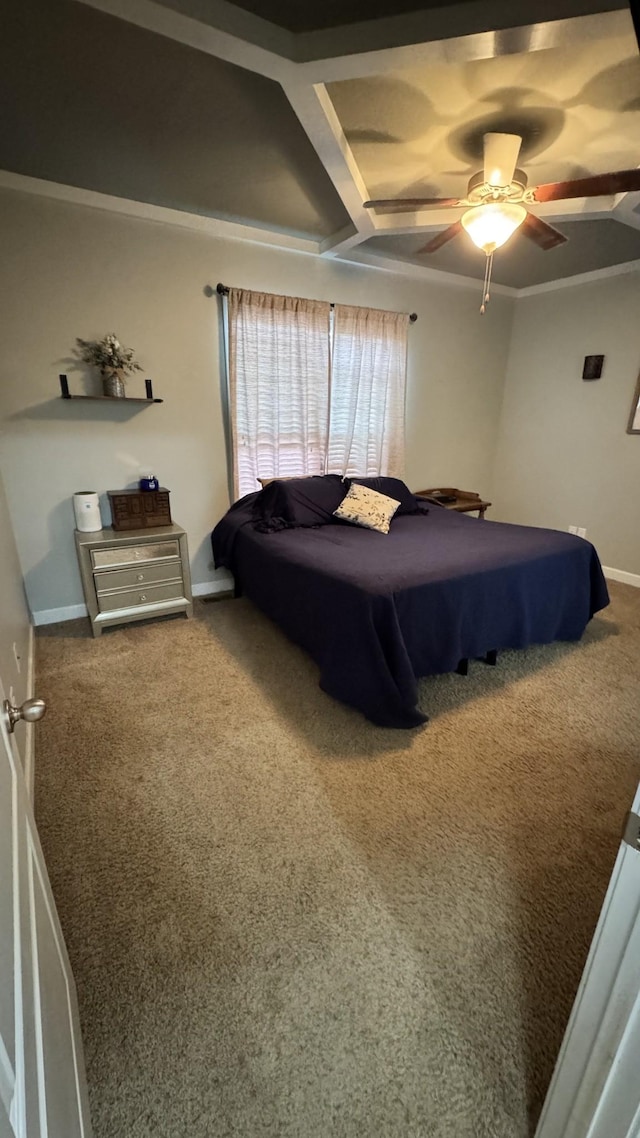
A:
[
  {"xmin": 95, "ymin": 560, "xmax": 182, "ymax": 594},
  {"xmin": 97, "ymin": 581, "xmax": 185, "ymax": 614},
  {"xmin": 91, "ymin": 540, "xmax": 180, "ymax": 570}
]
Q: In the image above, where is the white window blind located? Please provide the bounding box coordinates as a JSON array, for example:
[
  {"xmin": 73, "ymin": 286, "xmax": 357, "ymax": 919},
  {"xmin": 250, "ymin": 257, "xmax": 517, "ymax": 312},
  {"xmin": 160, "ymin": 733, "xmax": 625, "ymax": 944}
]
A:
[
  {"xmin": 227, "ymin": 289, "xmax": 331, "ymax": 500},
  {"xmin": 226, "ymin": 288, "xmax": 409, "ymax": 498}
]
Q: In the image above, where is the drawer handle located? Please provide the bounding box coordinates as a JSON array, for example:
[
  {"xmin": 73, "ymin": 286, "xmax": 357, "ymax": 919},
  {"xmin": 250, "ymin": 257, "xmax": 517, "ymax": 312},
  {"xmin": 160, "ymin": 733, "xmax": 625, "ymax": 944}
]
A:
[
  {"xmin": 139, "ymin": 594, "xmax": 147, "ymax": 602},
  {"xmin": 137, "ymin": 573, "xmax": 144, "ymax": 581}
]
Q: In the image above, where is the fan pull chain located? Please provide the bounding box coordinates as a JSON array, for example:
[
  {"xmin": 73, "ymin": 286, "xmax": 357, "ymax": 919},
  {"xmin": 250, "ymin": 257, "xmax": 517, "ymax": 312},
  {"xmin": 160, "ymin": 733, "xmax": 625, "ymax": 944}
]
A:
[{"xmin": 480, "ymin": 252, "xmax": 494, "ymax": 315}]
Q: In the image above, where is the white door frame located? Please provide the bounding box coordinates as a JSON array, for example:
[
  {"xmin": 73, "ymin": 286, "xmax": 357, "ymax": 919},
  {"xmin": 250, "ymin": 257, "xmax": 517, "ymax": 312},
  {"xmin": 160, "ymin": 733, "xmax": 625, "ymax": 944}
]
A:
[
  {"xmin": 536, "ymin": 784, "xmax": 640, "ymax": 1138},
  {"xmin": 1, "ymin": 670, "xmax": 92, "ymax": 1138}
]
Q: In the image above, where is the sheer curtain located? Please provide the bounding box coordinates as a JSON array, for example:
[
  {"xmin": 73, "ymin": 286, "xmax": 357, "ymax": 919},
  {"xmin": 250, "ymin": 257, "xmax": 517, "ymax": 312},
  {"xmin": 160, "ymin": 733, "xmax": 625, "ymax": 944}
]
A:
[
  {"xmin": 326, "ymin": 305, "xmax": 409, "ymax": 478},
  {"xmin": 228, "ymin": 288, "xmax": 331, "ymax": 498}
]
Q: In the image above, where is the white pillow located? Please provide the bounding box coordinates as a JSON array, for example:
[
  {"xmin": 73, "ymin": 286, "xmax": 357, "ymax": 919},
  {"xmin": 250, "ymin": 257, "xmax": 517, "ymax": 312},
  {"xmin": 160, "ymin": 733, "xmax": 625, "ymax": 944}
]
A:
[{"xmin": 333, "ymin": 483, "xmax": 401, "ymax": 535}]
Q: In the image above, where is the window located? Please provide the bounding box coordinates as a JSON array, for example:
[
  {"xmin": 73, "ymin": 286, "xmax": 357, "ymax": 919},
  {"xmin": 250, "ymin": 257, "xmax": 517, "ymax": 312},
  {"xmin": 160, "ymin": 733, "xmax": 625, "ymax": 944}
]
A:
[
  {"xmin": 226, "ymin": 288, "xmax": 409, "ymax": 499},
  {"xmin": 327, "ymin": 304, "xmax": 407, "ymax": 480}
]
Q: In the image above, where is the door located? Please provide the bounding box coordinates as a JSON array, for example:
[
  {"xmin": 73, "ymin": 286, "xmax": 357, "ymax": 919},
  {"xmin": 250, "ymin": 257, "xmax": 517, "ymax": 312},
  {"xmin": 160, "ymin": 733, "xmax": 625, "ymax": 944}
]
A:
[
  {"xmin": 0, "ymin": 670, "xmax": 92, "ymax": 1137},
  {"xmin": 536, "ymin": 781, "xmax": 640, "ymax": 1138}
]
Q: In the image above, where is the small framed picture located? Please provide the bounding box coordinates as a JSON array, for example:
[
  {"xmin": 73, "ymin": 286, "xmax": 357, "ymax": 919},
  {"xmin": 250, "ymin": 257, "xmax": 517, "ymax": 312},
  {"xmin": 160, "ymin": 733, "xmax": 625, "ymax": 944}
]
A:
[{"xmin": 582, "ymin": 355, "xmax": 604, "ymax": 381}]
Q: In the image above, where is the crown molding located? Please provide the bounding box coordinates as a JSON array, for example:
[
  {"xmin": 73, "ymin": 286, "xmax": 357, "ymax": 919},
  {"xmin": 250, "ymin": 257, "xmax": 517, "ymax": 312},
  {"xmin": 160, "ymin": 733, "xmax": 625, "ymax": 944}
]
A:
[
  {"xmin": 3, "ymin": 168, "xmax": 639, "ymax": 299},
  {"xmin": 0, "ymin": 170, "xmax": 319, "ymax": 255},
  {"xmin": 613, "ymin": 192, "xmax": 640, "ymax": 234},
  {"xmin": 516, "ymin": 257, "xmax": 640, "ymax": 297},
  {"xmin": 78, "ymin": 0, "xmax": 631, "ymax": 81},
  {"xmin": 146, "ymin": 0, "xmax": 294, "ymax": 56},
  {"xmin": 75, "ymin": 0, "xmax": 295, "ymax": 81},
  {"xmin": 296, "ymin": 7, "xmax": 632, "ymax": 79},
  {"xmin": 282, "ymin": 81, "xmax": 374, "ymax": 237},
  {"xmin": 339, "ymin": 247, "xmax": 516, "ymax": 295}
]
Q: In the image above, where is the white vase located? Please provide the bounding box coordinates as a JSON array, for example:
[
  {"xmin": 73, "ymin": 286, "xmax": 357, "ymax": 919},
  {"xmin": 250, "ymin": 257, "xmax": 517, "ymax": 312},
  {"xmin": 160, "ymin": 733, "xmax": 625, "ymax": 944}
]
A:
[{"xmin": 73, "ymin": 492, "xmax": 102, "ymax": 532}]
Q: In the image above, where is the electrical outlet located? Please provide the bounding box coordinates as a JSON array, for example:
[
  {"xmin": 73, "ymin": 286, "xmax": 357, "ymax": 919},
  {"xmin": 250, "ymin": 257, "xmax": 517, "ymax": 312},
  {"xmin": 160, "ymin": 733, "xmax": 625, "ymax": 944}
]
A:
[
  {"xmin": 577, "ymin": 526, "xmax": 587, "ymax": 539},
  {"xmin": 568, "ymin": 525, "xmax": 578, "ymax": 535},
  {"xmin": 12, "ymin": 642, "xmax": 21, "ymax": 673}
]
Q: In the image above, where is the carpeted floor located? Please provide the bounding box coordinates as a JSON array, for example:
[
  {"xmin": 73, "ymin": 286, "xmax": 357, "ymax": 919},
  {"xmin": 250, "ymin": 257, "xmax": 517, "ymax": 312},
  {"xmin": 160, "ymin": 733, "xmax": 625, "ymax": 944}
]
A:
[{"xmin": 35, "ymin": 582, "xmax": 640, "ymax": 1138}]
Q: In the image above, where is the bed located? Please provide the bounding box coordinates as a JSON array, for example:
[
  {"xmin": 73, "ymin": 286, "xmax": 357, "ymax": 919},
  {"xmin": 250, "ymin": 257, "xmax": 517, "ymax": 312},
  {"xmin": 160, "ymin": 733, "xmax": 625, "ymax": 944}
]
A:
[{"xmin": 211, "ymin": 478, "xmax": 609, "ymax": 728}]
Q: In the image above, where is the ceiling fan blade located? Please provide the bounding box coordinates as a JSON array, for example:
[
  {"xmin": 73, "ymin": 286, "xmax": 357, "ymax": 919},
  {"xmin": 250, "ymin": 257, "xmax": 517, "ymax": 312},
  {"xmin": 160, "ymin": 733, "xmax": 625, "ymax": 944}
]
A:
[
  {"xmin": 417, "ymin": 222, "xmax": 463, "ymax": 254},
  {"xmin": 483, "ymin": 133, "xmax": 522, "ymax": 188},
  {"xmin": 533, "ymin": 170, "xmax": 640, "ymax": 202},
  {"xmin": 363, "ymin": 197, "xmax": 461, "ymax": 210},
  {"xmin": 520, "ymin": 212, "xmax": 568, "ymax": 251}
]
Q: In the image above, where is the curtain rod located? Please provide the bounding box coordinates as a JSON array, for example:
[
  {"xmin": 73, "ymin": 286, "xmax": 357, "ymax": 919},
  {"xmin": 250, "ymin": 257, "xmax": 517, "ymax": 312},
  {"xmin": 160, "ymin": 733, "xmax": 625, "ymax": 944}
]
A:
[{"xmin": 215, "ymin": 283, "xmax": 418, "ymax": 323}]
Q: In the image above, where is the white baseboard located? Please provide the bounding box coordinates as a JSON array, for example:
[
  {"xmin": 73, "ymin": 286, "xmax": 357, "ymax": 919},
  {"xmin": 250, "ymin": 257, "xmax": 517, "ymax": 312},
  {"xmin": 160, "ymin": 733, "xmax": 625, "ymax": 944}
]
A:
[
  {"xmin": 32, "ymin": 576, "xmax": 235, "ymax": 625},
  {"xmin": 31, "ymin": 566, "xmax": 635, "ymax": 627},
  {"xmin": 192, "ymin": 576, "xmax": 234, "ymax": 597},
  {"xmin": 32, "ymin": 603, "xmax": 88, "ymax": 625},
  {"xmin": 602, "ymin": 566, "xmax": 640, "ymax": 588}
]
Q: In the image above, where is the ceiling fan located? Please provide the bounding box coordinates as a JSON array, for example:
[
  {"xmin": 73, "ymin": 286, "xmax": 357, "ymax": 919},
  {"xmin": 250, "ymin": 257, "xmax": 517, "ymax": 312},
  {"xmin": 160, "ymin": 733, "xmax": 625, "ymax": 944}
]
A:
[{"xmin": 363, "ymin": 133, "xmax": 640, "ymax": 310}]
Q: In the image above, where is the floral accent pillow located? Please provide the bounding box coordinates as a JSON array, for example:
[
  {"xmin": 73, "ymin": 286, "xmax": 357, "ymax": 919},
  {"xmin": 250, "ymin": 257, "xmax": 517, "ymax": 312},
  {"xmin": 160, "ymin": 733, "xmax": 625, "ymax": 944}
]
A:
[{"xmin": 333, "ymin": 483, "xmax": 401, "ymax": 534}]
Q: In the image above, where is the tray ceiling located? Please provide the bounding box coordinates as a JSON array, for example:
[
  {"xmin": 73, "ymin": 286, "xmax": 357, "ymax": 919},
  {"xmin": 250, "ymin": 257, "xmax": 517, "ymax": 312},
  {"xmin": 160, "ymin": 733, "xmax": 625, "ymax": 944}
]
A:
[{"xmin": 0, "ymin": 0, "xmax": 639, "ymax": 292}]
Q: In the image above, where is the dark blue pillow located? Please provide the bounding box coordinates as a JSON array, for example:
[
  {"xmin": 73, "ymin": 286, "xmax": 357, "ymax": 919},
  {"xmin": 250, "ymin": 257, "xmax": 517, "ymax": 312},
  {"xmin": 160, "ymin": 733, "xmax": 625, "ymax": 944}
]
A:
[
  {"xmin": 254, "ymin": 475, "xmax": 348, "ymax": 531},
  {"xmin": 350, "ymin": 477, "xmax": 422, "ymax": 516}
]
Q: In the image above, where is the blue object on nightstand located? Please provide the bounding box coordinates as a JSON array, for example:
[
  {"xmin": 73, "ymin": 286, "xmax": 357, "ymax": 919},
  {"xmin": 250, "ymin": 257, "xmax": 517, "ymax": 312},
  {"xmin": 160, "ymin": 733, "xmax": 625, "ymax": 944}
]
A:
[{"xmin": 139, "ymin": 474, "xmax": 159, "ymax": 492}]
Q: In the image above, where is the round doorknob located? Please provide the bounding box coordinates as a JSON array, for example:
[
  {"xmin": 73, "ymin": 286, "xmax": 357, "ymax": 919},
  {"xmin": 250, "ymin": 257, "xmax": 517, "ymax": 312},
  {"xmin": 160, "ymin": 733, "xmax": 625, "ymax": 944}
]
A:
[{"xmin": 3, "ymin": 697, "xmax": 47, "ymax": 734}]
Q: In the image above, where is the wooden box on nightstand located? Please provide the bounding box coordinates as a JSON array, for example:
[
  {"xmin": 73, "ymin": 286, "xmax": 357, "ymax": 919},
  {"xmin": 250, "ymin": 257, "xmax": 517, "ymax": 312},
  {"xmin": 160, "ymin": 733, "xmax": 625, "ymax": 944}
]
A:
[
  {"xmin": 108, "ymin": 488, "xmax": 172, "ymax": 530},
  {"xmin": 75, "ymin": 523, "xmax": 193, "ymax": 637}
]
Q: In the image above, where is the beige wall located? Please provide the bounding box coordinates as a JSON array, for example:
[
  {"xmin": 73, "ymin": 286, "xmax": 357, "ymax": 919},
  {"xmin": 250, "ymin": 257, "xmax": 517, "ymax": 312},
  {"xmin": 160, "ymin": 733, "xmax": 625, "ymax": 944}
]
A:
[
  {"xmin": 491, "ymin": 272, "xmax": 640, "ymax": 574},
  {"xmin": 0, "ymin": 189, "xmax": 513, "ymax": 617},
  {"xmin": 2, "ymin": 187, "xmax": 638, "ymax": 623},
  {"xmin": 0, "ymin": 465, "xmax": 32, "ymax": 760}
]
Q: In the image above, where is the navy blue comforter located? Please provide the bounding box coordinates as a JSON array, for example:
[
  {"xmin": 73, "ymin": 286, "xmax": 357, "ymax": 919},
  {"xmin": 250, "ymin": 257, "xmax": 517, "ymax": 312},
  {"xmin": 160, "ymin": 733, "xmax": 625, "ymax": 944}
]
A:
[{"xmin": 212, "ymin": 497, "xmax": 609, "ymax": 727}]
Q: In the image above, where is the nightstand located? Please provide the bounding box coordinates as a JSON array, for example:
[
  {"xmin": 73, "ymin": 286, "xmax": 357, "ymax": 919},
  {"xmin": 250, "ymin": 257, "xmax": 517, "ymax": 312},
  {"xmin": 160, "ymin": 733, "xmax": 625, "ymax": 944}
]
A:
[
  {"xmin": 75, "ymin": 523, "xmax": 193, "ymax": 637},
  {"xmin": 415, "ymin": 488, "xmax": 492, "ymax": 519}
]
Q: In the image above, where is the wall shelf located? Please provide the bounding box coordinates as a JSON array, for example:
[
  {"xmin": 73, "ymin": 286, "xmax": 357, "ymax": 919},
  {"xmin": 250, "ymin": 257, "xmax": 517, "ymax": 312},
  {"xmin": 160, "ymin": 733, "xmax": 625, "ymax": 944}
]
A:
[
  {"xmin": 59, "ymin": 374, "xmax": 163, "ymax": 403},
  {"xmin": 61, "ymin": 394, "xmax": 163, "ymax": 404}
]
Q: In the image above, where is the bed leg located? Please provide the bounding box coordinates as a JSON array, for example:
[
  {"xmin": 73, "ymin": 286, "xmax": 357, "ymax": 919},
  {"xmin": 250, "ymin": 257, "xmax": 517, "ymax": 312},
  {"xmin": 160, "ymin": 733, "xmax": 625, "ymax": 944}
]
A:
[
  {"xmin": 456, "ymin": 658, "xmax": 469, "ymax": 676},
  {"xmin": 484, "ymin": 649, "xmax": 498, "ymax": 666},
  {"xmin": 233, "ymin": 578, "xmax": 243, "ymax": 599}
]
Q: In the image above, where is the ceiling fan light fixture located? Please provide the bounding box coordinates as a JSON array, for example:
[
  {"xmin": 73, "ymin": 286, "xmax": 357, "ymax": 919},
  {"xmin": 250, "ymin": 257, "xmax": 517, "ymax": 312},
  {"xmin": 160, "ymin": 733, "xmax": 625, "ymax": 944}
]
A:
[{"xmin": 461, "ymin": 202, "xmax": 527, "ymax": 255}]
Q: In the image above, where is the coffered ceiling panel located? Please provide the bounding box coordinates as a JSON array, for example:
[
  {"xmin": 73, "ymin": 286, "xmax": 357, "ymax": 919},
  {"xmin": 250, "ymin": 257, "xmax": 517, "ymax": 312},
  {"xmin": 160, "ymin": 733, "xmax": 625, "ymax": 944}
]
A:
[
  {"xmin": 361, "ymin": 218, "xmax": 640, "ymax": 288},
  {"xmin": 327, "ymin": 32, "xmax": 640, "ymax": 202},
  {"xmin": 0, "ymin": 0, "xmax": 349, "ymax": 239}
]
